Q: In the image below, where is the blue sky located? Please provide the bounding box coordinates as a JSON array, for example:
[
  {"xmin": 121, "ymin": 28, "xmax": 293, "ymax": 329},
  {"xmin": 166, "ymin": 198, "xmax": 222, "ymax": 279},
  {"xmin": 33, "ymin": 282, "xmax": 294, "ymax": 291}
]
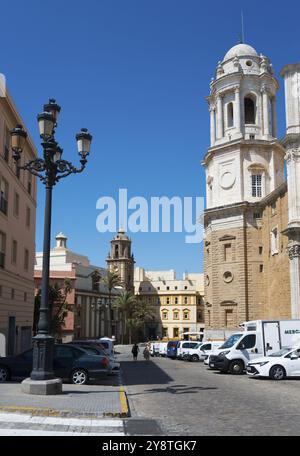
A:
[{"xmin": 1, "ymin": 0, "xmax": 298, "ymax": 276}]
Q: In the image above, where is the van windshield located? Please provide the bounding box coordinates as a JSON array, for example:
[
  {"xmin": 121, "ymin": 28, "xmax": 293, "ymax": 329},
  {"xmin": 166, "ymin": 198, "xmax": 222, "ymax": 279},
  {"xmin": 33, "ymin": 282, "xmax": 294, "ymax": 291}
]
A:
[{"xmin": 220, "ymin": 334, "xmax": 243, "ymax": 349}]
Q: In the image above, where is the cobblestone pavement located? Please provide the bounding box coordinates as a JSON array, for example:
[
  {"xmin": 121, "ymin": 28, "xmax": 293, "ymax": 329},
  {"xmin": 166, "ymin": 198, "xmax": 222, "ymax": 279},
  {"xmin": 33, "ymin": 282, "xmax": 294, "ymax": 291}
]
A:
[
  {"xmin": 0, "ymin": 373, "xmax": 124, "ymax": 417},
  {"xmin": 119, "ymin": 345, "xmax": 300, "ymax": 436}
]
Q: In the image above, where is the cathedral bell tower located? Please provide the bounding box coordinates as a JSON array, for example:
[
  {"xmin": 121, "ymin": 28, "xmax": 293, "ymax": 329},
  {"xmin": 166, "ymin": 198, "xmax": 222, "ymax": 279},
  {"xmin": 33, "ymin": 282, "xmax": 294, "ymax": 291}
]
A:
[
  {"xmin": 106, "ymin": 229, "xmax": 135, "ymax": 292},
  {"xmin": 202, "ymin": 43, "xmax": 285, "ymax": 335}
]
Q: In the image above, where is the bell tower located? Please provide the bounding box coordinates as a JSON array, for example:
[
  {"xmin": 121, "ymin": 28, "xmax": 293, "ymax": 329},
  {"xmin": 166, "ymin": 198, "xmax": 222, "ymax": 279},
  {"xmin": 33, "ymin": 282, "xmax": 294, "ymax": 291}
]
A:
[
  {"xmin": 203, "ymin": 43, "xmax": 285, "ymax": 335},
  {"xmin": 106, "ymin": 229, "xmax": 135, "ymax": 292},
  {"xmin": 204, "ymin": 43, "xmax": 284, "ymax": 210}
]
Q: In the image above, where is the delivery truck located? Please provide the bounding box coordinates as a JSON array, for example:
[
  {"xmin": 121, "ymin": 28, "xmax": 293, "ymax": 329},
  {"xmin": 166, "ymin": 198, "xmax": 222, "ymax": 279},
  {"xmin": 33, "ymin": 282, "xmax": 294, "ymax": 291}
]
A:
[{"xmin": 210, "ymin": 319, "xmax": 300, "ymax": 375}]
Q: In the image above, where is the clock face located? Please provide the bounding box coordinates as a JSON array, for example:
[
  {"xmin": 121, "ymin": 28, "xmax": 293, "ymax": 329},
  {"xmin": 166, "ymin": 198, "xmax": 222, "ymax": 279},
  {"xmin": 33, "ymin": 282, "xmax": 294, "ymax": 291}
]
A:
[{"xmin": 220, "ymin": 171, "xmax": 236, "ymax": 190}]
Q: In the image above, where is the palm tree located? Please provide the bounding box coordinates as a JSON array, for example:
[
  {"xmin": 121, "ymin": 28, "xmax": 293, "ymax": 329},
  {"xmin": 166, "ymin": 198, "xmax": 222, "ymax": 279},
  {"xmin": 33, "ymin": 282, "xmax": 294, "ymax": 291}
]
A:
[
  {"xmin": 132, "ymin": 299, "xmax": 155, "ymax": 341},
  {"xmin": 114, "ymin": 291, "xmax": 137, "ymax": 344},
  {"xmin": 102, "ymin": 271, "xmax": 122, "ymax": 337}
]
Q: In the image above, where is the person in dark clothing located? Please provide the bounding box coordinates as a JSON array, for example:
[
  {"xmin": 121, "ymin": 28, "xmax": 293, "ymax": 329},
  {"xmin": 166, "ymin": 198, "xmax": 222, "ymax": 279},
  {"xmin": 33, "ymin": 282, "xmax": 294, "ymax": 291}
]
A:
[{"xmin": 132, "ymin": 343, "xmax": 139, "ymax": 361}]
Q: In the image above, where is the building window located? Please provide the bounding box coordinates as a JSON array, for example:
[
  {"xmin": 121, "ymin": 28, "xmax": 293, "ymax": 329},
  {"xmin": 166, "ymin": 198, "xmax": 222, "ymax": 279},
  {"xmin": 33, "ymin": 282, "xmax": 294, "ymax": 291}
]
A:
[
  {"xmin": 184, "ymin": 286, "xmax": 188, "ymax": 290},
  {"xmin": 0, "ymin": 232, "xmax": 6, "ymax": 268},
  {"xmin": 259, "ymin": 264, "xmax": 264, "ymax": 273},
  {"xmin": 227, "ymin": 102, "xmax": 234, "ymax": 128},
  {"xmin": 253, "ymin": 212, "xmax": 262, "ymax": 220},
  {"xmin": 175, "ymin": 286, "xmax": 178, "ymax": 290},
  {"xmin": 27, "ymin": 173, "xmax": 32, "ymax": 195},
  {"xmin": 13, "ymin": 192, "xmax": 19, "ymax": 217},
  {"xmin": 162, "ymin": 311, "xmax": 168, "ymax": 320},
  {"xmin": 166, "ymin": 297, "xmax": 170, "ymax": 305},
  {"xmin": 225, "ymin": 309, "xmax": 234, "ymax": 327},
  {"xmin": 173, "ymin": 311, "xmax": 179, "ymax": 320},
  {"xmin": 244, "ymin": 96, "xmax": 256, "ymax": 124},
  {"xmin": 24, "ymin": 248, "xmax": 29, "ymax": 270},
  {"xmin": 259, "ymin": 246, "xmax": 263, "ymax": 255},
  {"xmin": 271, "ymin": 202, "xmax": 276, "ymax": 216},
  {"xmin": 157, "ymin": 297, "xmax": 161, "ymax": 304},
  {"xmin": 252, "ymin": 174, "xmax": 262, "ymax": 197},
  {"xmin": 4, "ymin": 127, "xmax": 10, "ymax": 162},
  {"xmin": 183, "ymin": 311, "xmax": 189, "ymax": 320},
  {"xmin": 162, "ymin": 327, "xmax": 168, "ymax": 338},
  {"xmin": 271, "ymin": 227, "xmax": 279, "ymax": 255},
  {"xmin": 173, "ymin": 328, "xmax": 179, "ymax": 338},
  {"xmin": 175, "ymin": 297, "xmax": 178, "ymax": 304},
  {"xmin": 224, "ymin": 243, "xmax": 232, "ymax": 262},
  {"xmin": 197, "ymin": 311, "xmax": 203, "ymax": 322},
  {"xmin": 184, "ymin": 297, "xmax": 188, "ymax": 305},
  {"xmin": 166, "ymin": 286, "xmax": 170, "ymax": 290},
  {"xmin": 157, "ymin": 286, "xmax": 160, "ymax": 290},
  {"xmin": 12, "ymin": 240, "xmax": 18, "ymax": 264},
  {"xmin": 24, "ymin": 292, "xmax": 27, "ymax": 302},
  {"xmin": 0, "ymin": 177, "xmax": 8, "ymax": 215},
  {"xmin": 11, "ymin": 288, "xmax": 15, "ymax": 300},
  {"xmin": 26, "ymin": 207, "xmax": 31, "ymax": 228}
]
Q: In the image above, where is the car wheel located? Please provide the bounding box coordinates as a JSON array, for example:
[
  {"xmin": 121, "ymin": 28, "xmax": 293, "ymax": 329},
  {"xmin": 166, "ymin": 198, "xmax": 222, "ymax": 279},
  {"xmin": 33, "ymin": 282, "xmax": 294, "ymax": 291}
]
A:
[
  {"xmin": 0, "ymin": 366, "xmax": 10, "ymax": 382},
  {"xmin": 191, "ymin": 354, "xmax": 199, "ymax": 362},
  {"xmin": 71, "ymin": 369, "xmax": 88, "ymax": 385},
  {"xmin": 269, "ymin": 365, "xmax": 286, "ymax": 381},
  {"xmin": 229, "ymin": 360, "xmax": 244, "ymax": 375}
]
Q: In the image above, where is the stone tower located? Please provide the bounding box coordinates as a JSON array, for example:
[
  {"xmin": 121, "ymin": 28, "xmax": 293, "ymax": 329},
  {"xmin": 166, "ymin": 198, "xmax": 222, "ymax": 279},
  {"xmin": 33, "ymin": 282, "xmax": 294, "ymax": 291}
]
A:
[
  {"xmin": 281, "ymin": 63, "xmax": 300, "ymax": 318},
  {"xmin": 203, "ymin": 43, "xmax": 286, "ymax": 335},
  {"xmin": 106, "ymin": 229, "xmax": 135, "ymax": 291}
]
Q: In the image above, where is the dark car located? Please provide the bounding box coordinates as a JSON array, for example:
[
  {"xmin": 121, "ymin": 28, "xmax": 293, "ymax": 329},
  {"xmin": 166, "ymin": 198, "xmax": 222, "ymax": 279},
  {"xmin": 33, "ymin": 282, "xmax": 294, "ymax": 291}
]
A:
[
  {"xmin": 0, "ymin": 344, "xmax": 110, "ymax": 385},
  {"xmin": 69, "ymin": 341, "xmax": 120, "ymax": 372},
  {"xmin": 167, "ymin": 341, "xmax": 179, "ymax": 359}
]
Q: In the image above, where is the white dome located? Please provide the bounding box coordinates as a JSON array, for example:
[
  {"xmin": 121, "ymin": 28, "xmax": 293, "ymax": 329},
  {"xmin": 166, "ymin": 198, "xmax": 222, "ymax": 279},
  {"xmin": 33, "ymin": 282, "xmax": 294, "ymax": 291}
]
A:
[{"xmin": 223, "ymin": 43, "xmax": 258, "ymax": 61}]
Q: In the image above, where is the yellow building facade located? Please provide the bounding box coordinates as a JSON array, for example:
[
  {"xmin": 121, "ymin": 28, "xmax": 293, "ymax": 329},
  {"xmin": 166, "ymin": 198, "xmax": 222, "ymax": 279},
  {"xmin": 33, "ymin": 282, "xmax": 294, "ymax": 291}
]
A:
[{"xmin": 134, "ymin": 268, "xmax": 204, "ymax": 340}]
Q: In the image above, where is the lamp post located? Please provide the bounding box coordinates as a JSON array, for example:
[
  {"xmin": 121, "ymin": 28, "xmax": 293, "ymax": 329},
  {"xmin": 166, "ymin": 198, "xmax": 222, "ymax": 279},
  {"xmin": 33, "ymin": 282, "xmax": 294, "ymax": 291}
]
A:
[{"xmin": 11, "ymin": 99, "xmax": 92, "ymax": 395}]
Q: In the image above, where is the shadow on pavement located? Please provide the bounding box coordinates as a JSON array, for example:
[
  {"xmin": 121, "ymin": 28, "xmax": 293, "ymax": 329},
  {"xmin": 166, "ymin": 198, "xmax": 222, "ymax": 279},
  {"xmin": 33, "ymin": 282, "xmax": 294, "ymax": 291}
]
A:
[
  {"xmin": 127, "ymin": 385, "xmax": 218, "ymax": 396},
  {"xmin": 121, "ymin": 360, "xmax": 173, "ymax": 385}
]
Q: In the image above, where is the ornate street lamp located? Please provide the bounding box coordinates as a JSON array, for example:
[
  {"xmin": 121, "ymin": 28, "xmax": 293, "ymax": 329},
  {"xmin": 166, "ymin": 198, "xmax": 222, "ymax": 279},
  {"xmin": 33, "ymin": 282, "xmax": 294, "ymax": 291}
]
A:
[{"xmin": 11, "ymin": 100, "xmax": 92, "ymax": 394}]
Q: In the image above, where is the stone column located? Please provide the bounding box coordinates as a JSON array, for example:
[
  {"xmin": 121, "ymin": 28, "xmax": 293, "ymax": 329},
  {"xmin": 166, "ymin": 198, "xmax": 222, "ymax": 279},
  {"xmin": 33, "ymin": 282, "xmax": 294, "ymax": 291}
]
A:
[
  {"xmin": 209, "ymin": 106, "xmax": 216, "ymax": 146},
  {"xmin": 234, "ymin": 87, "xmax": 241, "ymax": 134},
  {"xmin": 262, "ymin": 87, "xmax": 270, "ymax": 137},
  {"xmin": 271, "ymin": 97, "xmax": 277, "ymax": 138},
  {"xmin": 216, "ymin": 94, "xmax": 224, "ymax": 139},
  {"xmin": 288, "ymin": 242, "xmax": 300, "ymax": 318}
]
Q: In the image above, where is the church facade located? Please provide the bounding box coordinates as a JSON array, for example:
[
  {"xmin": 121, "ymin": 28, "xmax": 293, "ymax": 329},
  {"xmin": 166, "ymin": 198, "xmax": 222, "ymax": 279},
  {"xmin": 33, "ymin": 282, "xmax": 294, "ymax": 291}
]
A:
[{"xmin": 203, "ymin": 43, "xmax": 300, "ymax": 336}]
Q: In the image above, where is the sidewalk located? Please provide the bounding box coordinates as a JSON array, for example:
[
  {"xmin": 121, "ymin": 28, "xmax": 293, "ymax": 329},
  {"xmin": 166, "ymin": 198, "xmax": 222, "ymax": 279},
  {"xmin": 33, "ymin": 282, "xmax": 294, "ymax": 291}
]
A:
[{"xmin": 0, "ymin": 373, "xmax": 129, "ymax": 418}]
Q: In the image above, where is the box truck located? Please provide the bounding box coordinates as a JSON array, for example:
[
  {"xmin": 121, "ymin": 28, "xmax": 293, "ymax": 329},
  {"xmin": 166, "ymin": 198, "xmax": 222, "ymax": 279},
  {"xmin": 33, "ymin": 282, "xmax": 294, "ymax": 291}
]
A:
[{"xmin": 210, "ymin": 320, "xmax": 300, "ymax": 375}]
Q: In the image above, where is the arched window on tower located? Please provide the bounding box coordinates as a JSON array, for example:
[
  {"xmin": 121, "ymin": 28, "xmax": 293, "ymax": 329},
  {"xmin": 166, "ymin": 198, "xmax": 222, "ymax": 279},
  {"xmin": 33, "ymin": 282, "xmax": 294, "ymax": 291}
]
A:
[
  {"xmin": 227, "ymin": 102, "xmax": 234, "ymax": 128},
  {"xmin": 244, "ymin": 96, "xmax": 256, "ymax": 124},
  {"xmin": 115, "ymin": 244, "xmax": 119, "ymax": 258}
]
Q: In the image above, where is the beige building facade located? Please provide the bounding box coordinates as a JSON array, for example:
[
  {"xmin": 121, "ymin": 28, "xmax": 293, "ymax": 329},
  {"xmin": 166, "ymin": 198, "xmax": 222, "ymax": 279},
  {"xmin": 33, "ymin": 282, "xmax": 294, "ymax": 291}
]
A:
[
  {"xmin": 134, "ymin": 268, "xmax": 205, "ymax": 340},
  {"xmin": 203, "ymin": 43, "xmax": 297, "ymax": 337},
  {"xmin": 0, "ymin": 92, "xmax": 37, "ymax": 354}
]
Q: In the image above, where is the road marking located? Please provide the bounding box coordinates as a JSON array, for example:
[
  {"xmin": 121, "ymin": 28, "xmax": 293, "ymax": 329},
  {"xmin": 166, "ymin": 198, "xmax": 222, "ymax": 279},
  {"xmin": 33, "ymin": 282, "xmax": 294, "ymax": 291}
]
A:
[
  {"xmin": 0, "ymin": 428, "xmax": 124, "ymax": 436},
  {"xmin": 0, "ymin": 413, "xmax": 123, "ymax": 427}
]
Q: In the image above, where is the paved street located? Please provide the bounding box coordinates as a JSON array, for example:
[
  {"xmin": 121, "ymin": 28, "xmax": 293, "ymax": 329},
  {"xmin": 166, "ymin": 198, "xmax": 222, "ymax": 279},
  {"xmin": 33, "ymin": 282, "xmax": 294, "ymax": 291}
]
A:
[{"xmin": 120, "ymin": 345, "xmax": 300, "ymax": 436}]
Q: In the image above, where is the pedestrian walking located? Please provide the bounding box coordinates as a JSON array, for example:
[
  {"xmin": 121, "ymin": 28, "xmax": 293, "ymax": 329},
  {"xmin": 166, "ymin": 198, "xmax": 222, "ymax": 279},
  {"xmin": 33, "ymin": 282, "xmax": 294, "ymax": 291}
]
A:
[
  {"xmin": 143, "ymin": 346, "xmax": 150, "ymax": 361},
  {"xmin": 132, "ymin": 343, "xmax": 139, "ymax": 361}
]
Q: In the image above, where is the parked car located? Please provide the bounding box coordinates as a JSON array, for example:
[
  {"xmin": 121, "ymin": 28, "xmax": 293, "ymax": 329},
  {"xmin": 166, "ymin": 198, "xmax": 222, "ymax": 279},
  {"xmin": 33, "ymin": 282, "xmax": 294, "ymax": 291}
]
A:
[
  {"xmin": 166, "ymin": 340, "xmax": 179, "ymax": 359},
  {"xmin": 0, "ymin": 344, "xmax": 110, "ymax": 385},
  {"xmin": 177, "ymin": 341, "xmax": 200, "ymax": 360},
  {"xmin": 159, "ymin": 342, "xmax": 168, "ymax": 357},
  {"xmin": 184, "ymin": 341, "xmax": 223, "ymax": 362},
  {"xmin": 69, "ymin": 340, "xmax": 120, "ymax": 372},
  {"xmin": 246, "ymin": 346, "xmax": 300, "ymax": 380},
  {"xmin": 150, "ymin": 342, "xmax": 160, "ymax": 357},
  {"xmin": 210, "ymin": 319, "xmax": 300, "ymax": 375}
]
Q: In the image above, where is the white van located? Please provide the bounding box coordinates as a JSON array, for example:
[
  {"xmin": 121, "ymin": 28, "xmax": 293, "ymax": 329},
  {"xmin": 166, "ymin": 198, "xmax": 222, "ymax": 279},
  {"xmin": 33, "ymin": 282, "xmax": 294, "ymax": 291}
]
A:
[
  {"xmin": 210, "ymin": 319, "xmax": 300, "ymax": 375},
  {"xmin": 177, "ymin": 341, "xmax": 200, "ymax": 360},
  {"xmin": 158, "ymin": 342, "xmax": 168, "ymax": 357},
  {"xmin": 186, "ymin": 341, "xmax": 223, "ymax": 362},
  {"xmin": 150, "ymin": 342, "xmax": 160, "ymax": 357}
]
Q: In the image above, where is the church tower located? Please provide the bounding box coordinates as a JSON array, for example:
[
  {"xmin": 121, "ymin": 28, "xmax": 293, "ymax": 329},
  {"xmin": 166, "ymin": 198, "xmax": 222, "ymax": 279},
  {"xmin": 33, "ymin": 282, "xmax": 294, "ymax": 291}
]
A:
[
  {"xmin": 203, "ymin": 43, "xmax": 286, "ymax": 335},
  {"xmin": 106, "ymin": 229, "xmax": 135, "ymax": 292}
]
